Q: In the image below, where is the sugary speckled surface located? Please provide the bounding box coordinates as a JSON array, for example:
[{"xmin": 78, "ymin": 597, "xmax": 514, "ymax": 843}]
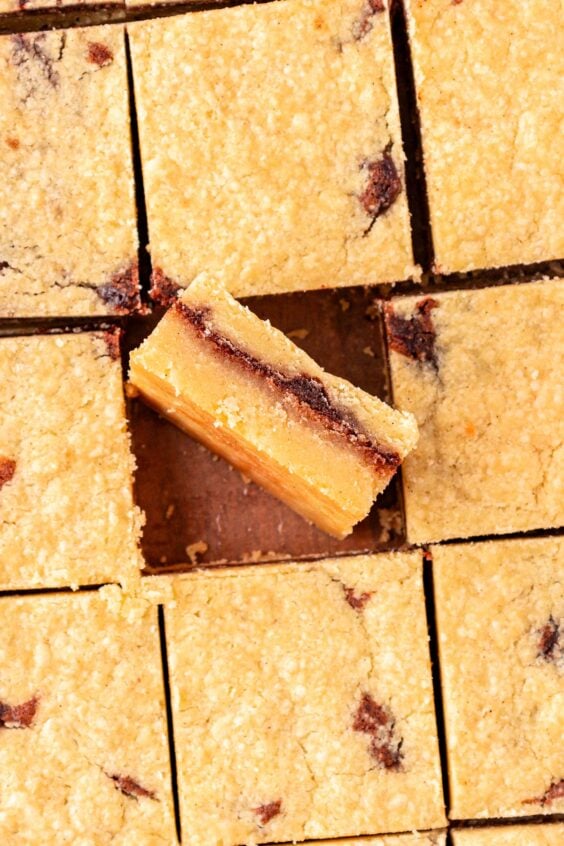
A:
[
  {"xmin": 312, "ymin": 833, "xmax": 446, "ymax": 846},
  {"xmin": 386, "ymin": 279, "xmax": 564, "ymax": 543},
  {"xmin": 406, "ymin": 0, "xmax": 564, "ymax": 273},
  {"xmin": 0, "ymin": 332, "xmax": 144, "ymax": 589},
  {"xmin": 129, "ymin": 0, "xmax": 417, "ymax": 299},
  {"xmin": 0, "ymin": 588, "xmax": 176, "ymax": 844},
  {"xmin": 0, "ymin": 26, "xmax": 138, "ymax": 316},
  {"xmin": 452, "ymin": 823, "xmax": 564, "ymax": 845},
  {"xmin": 165, "ymin": 553, "xmax": 445, "ymax": 845},
  {"xmin": 434, "ymin": 537, "xmax": 564, "ymax": 820}
]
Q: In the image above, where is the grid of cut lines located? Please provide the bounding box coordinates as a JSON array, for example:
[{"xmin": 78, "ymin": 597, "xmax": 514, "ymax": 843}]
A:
[{"xmin": 0, "ymin": 0, "xmax": 562, "ymax": 844}]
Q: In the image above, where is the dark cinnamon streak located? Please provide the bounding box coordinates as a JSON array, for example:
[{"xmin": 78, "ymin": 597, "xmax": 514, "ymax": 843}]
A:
[
  {"xmin": 107, "ymin": 773, "xmax": 158, "ymax": 801},
  {"xmin": 353, "ymin": 692, "xmax": 403, "ymax": 770},
  {"xmin": 174, "ymin": 302, "xmax": 401, "ymax": 473},
  {"xmin": 523, "ymin": 778, "xmax": 564, "ymax": 807},
  {"xmin": 97, "ymin": 261, "xmax": 141, "ymax": 314},
  {"xmin": 0, "ymin": 696, "xmax": 38, "ymax": 728},
  {"xmin": 151, "ymin": 268, "xmax": 181, "ymax": 307},
  {"xmin": 360, "ymin": 148, "xmax": 402, "ymax": 235},
  {"xmin": 344, "ymin": 587, "xmax": 373, "ymax": 611},
  {"xmin": 102, "ymin": 329, "xmax": 122, "ymax": 362},
  {"xmin": 11, "ymin": 33, "xmax": 65, "ymax": 92},
  {"xmin": 538, "ymin": 616, "xmax": 561, "ymax": 662},
  {"xmin": 253, "ymin": 800, "xmax": 282, "ymax": 825},
  {"xmin": 0, "ymin": 457, "xmax": 16, "ymax": 490},
  {"xmin": 384, "ymin": 297, "xmax": 439, "ymax": 368},
  {"xmin": 87, "ymin": 42, "xmax": 113, "ymax": 68},
  {"xmin": 353, "ymin": 0, "xmax": 385, "ymax": 41}
]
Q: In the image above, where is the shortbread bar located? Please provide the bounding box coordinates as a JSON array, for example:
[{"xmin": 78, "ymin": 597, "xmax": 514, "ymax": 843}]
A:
[
  {"xmin": 314, "ymin": 835, "xmax": 445, "ymax": 846},
  {"xmin": 0, "ymin": 0, "xmax": 122, "ymax": 12},
  {"xmin": 434, "ymin": 537, "xmax": 564, "ymax": 820},
  {"xmin": 385, "ymin": 280, "xmax": 563, "ymax": 543},
  {"xmin": 405, "ymin": 0, "xmax": 563, "ymax": 273},
  {"xmin": 129, "ymin": 0, "xmax": 416, "ymax": 302},
  {"xmin": 0, "ymin": 588, "xmax": 175, "ymax": 843},
  {"xmin": 0, "ymin": 26, "xmax": 139, "ymax": 316},
  {"xmin": 452, "ymin": 824, "xmax": 564, "ymax": 846},
  {"xmin": 129, "ymin": 276, "xmax": 418, "ymax": 538},
  {"xmin": 0, "ymin": 332, "xmax": 144, "ymax": 589},
  {"xmin": 164, "ymin": 553, "xmax": 445, "ymax": 844}
]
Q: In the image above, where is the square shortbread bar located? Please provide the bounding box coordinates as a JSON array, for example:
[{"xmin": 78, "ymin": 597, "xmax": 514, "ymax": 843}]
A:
[
  {"xmin": 164, "ymin": 553, "xmax": 445, "ymax": 845},
  {"xmin": 405, "ymin": 0, "xmax": 564, "ymax": 273},
  {"xmin": 384, "ymin": 280, "xmax": 564, "ymax": 543},
  {"xmin": 0, "ymin": 588, "xmax": 175, "ymax": 843},
  {"xmin": 433, "ymin": 537, "xmax": 564, "ymax": 820},
  {"xmin": 0, "ymin": 0, "xmax": 122, "ymax": 12},
  {"xmin": 0, "ymin": 332, "xmax": 144, "ymax": 589},
  {"xmin": 0, "ymin": 26, "xmax": 139, "ymax": 316},
  {"xmin": 312, "ymin": 835, "xmax": 446, "ymax": 846},
  {"xmin": 129, "ymin": 0, "xmax": 417, "ymax": 302},
  {"xmin": 452, "ymin": 824, "xmax": 564, "ymax": 846}
]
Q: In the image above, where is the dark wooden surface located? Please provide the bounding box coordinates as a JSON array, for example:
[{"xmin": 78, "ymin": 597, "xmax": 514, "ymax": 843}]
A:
[{"xmin": 123, "ymin": 286, "xmax": 405, "ymax": 572}]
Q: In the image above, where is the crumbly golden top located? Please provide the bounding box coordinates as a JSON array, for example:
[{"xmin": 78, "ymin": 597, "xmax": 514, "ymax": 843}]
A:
[
  {"xmin": 433, "ymin": 537, "xmax": 564, "ymax": 820},
  {"xmin": 309, "ymin": 834, "xmax": 446, "ymax": 846},
  {"xmin": 0, "ymin": 332, "xmax": 144, "ymax": 590},
  {"xmin": 0, "ymin": 589, "xmax": 175, "ymax": 843},
  {"xmin": 452, "ymin": 824, "xmax": 564, "ymax": 846},
  {"xmin": 0, "ymin": 0, "xmax": 121, "ymax": 11},
  {"xmin": 0, "ymin": 25, "xmax": 138, "ymax": 316},
  {"xmin": 165, "ymin": 553, "xmax": 445, "ymax": 844},
  {"xmin": 129, "ymin": 0, "xmax": 417, "ymax": 299},
  {"xmin": 406, "ymin": 0, "xmax": 564, "ymax": 273},
  {"xmin": 386, "ymin": 279, "xmax": 564, "ymax": 543}
]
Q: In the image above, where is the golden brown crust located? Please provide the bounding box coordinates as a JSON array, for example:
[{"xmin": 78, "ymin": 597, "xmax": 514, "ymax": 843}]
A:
[
  {"xmin": 165, "ymin": 553, "xmax": 445, "ymax": 843},
  {"xmin": 387, "ymin": 280, "xmax": 564, "ymax": 543},
  {"xmin": 406, "ymin": 0, "xmax": 564, "ymax": 272},
  {"xmin": 0, "ymin": 332, "xmax": 144, "ymax": 589},
  {"xmin": 129, "ymin": 0, "xmax": 417, "ymax": 299},
  {"xmin": 0, "ymin": 26, "xmax": 139, "ymax": 316}
]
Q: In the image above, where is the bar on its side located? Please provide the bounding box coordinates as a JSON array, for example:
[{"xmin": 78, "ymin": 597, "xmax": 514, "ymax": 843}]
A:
[{"xmin": 129, "ymin": 276, "xmax": 418, "ymax": 539}]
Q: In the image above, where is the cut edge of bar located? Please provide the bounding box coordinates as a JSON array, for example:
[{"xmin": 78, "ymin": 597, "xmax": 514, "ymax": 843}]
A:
[{"xmin": 157, "ymin": 604, "xmax": 182, "ymax": 844}]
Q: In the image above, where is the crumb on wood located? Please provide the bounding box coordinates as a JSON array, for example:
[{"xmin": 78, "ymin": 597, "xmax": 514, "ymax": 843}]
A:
[
  {"xmin": 186, "ymin": 540, "xmax": 209, "ymax": 566},
  {"xmin": 125, "ymin": 382, "xmax": 139, "ymax": 399},
  {"xmin": 375, "ymin": 508, "xmax": 402, "ymax": 544},
  {"xmin": 363, "ymin": 345, "xmax": 375, "ymax": 357},
  {"xmin": 287, "ymin": 328, "xmax": 310, "ymax": 340},
  {"xmin": 241, "ymin": 549, "xmax": 279, "ymax": 563},
  {"xmin": 365, "ymin": 301, "xmax": 380, "ymax": 321}
]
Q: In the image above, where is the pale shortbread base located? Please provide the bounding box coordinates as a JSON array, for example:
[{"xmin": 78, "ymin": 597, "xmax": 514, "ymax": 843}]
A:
[
  {"xmin": 129, "ymin": 0, "xmax": 417, "ymax": 297},
  {"xmin": 387, "ymin": 280, "xmax": 563, "ymax": 543},
  {"xmin": 0, "ymin": 26, "xmax": 138, "ymax": 316},
  {"xmin": 312, "ymin": 834, "xmax": 446, "ymax": 846},
  {"xmin": 0, "ymin": 333, "xmax": 144, "ymax": 589},
  {"xmin": 406, "ymin": 0, "xmax": 564, "ymax": 273},
  {"xmin": 433, "ymin": 537, "xmax": 564, "ymax": 820},
  {"xmin": 164, "ymin": 554, "xmax": 445, "ymax": 844},
  {"xmin": 452, "ymin": 824, "xmax": 564, "ymax": 846},
  {"xmin": 0, "ymin": 588, "xmax": 176, "ymax": 843}
]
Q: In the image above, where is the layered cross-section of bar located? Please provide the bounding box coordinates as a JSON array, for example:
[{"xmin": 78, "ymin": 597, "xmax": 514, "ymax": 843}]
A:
[{"xmin": 129, "ymin": 276, "xmax": 418, "ymax": 538}]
